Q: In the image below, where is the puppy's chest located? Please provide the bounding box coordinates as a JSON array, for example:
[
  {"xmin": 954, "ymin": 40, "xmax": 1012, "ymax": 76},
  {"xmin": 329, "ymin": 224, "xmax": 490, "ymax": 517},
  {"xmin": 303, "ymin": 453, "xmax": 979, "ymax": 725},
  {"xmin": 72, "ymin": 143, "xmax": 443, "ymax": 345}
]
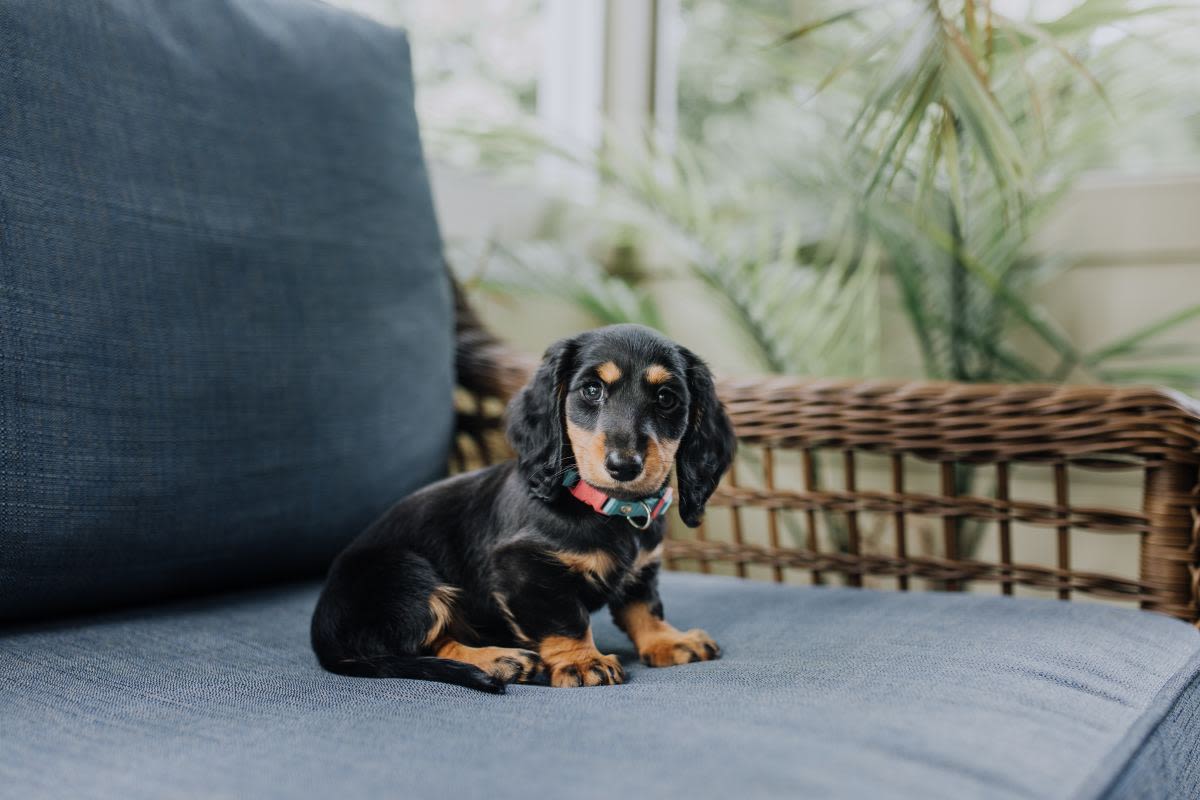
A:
[{"xmin": 556, "ymin": 528, "xmax": 663, "ymax": 598}]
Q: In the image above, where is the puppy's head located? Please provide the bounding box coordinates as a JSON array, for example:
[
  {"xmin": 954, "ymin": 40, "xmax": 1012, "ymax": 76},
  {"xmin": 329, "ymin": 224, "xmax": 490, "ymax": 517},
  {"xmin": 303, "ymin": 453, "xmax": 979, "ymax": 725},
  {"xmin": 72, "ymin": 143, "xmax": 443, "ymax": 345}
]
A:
[{"xmin": 506, "ymin": 324, "xmax": 735, "ymax": 527}]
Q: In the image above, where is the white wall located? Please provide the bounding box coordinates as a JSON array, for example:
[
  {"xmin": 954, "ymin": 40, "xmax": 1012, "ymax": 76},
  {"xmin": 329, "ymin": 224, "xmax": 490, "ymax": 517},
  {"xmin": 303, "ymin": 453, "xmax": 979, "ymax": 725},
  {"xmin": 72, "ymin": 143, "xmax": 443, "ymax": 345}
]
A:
[{"xmin": 1037, "ymin": 173, "xmax": 1200, "ymax": 359}]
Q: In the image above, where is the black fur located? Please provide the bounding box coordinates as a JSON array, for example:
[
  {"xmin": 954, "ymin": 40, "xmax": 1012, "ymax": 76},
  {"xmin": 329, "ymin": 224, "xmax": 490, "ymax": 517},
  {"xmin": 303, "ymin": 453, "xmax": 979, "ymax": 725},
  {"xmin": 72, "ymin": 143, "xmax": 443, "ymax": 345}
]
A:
[
  {"xmin": 507, "ymin": 337, "xmax": 577, "ymax": 502},
  {"xmin": 675, "ymin": 346, "xmax": 737, "ymax": 527},
  {"xmin": 311, "ymin": 324, "xmax": 735, "ymax": 692}
]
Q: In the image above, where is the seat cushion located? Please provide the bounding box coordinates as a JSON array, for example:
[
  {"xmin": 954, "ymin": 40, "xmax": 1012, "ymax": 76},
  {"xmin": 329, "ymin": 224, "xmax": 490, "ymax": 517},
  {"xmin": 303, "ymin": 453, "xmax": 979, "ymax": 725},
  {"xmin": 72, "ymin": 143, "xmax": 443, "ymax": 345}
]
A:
[
  {"xmin": 0, "ymin": 0, "xmax": 452, "ymax": 619},
  {"xmin": 1, "ymin": 574, "xmax": 1197, "ymax": 799}
]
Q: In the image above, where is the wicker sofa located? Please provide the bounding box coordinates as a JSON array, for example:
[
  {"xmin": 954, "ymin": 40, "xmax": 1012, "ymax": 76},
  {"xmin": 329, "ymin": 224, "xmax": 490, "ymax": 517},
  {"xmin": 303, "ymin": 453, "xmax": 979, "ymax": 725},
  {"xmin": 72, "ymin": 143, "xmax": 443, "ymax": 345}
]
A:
[{"xmin": 3, "ymin": 3, "xmax": 1200, "ymax": 800}]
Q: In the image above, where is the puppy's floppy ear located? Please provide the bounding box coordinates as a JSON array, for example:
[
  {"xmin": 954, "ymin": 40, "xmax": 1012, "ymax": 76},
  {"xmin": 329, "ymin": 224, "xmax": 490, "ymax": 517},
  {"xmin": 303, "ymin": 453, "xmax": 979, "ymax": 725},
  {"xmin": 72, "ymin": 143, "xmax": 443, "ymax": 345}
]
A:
[
  {"xmin": 506, "ymin": 336, "xmax": 579, "ymax": 501},
  {"xmin": 675, "ymin": 347, "xmax": 736, "ymax": 527}
]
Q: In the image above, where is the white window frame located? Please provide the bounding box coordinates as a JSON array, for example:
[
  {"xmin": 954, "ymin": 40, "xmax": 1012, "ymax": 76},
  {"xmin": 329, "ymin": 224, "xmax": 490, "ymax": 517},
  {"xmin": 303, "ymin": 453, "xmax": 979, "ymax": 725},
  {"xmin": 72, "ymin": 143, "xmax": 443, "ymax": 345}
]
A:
[{"xmin": 537, "ymin": 0, "xmax": 681, "ymax": 193}]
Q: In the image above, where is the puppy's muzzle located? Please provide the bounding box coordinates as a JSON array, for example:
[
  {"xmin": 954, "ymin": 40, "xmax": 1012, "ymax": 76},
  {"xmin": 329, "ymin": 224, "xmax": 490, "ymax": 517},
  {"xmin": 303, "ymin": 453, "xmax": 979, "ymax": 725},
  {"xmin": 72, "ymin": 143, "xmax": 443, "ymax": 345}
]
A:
[{"xmin": 604, "ymin": 450, "xmax": 644, "ymax": 482}]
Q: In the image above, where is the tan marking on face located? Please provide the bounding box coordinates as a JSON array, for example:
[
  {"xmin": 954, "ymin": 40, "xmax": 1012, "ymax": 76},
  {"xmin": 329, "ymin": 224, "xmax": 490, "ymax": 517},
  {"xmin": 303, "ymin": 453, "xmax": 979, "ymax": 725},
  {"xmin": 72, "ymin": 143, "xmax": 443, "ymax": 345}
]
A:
[
  {"xmin": 422, "ymin": 585, "xmax": 460, "ymax": 647},
  {"xmin": 596, "ymin": 361, "xmax": 622, "ymax": 383},
  {"xmin": 568, "ymin": 419, "xmax": 678, "ymax": 495},
  {"xmin": 636, "ymin": 436, "xmax": 680, "ymax": 493},
  {"xmin": 612, "ymin": 602, "xmax": 721, "ymax": 667},
  {"xmin": 645, "ymin": 364, "xmax": 672, "ymax": 384},
  {"xmin": 434, "ymin": 640, "xmax": 543, "ymax": 683},
  {"xmin": 554, "ymin": 549, "xmax": 618, "ymax": 586},
  {"xmin": 539, "ymin": 628, "xmax": 625, "ymax": 687},
  {"xmin": 567, "ymin": 418, "xmax": 608, "ymax": 483}
]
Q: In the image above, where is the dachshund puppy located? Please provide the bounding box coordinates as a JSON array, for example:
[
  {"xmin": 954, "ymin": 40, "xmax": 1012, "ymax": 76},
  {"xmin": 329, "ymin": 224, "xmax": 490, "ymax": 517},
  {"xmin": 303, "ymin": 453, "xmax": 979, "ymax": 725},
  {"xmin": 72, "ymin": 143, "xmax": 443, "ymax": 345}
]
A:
[{"xmin": 311, "ymin": 324, "xmax": 736, "ymax": 693}]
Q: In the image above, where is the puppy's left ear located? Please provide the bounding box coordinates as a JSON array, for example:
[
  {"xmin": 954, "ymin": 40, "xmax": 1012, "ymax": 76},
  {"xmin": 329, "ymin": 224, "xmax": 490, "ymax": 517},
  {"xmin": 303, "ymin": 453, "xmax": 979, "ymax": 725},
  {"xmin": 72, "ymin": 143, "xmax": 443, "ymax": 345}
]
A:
[
  {"xmin": 675, "ymin": 347, "xmax": 736, "ymax": 527},
  {"xmin": 506, "ymin": 336, "xmax": 579, "ymax": 501}
]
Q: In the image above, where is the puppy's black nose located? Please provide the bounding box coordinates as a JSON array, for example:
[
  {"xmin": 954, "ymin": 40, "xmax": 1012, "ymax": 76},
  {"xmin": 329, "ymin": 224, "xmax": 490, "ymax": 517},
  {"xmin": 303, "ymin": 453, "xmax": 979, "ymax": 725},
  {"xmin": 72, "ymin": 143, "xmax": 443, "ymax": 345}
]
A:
[{"xmin": 604, "ymin": 451, "xmax": 644, "ymax": 482}]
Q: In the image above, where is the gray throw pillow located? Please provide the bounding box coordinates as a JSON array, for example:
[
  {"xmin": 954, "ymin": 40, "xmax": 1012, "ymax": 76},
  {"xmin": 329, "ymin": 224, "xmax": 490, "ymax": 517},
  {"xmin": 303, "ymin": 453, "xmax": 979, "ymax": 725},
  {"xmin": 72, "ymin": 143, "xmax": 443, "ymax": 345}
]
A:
[{"xmin": 0, "ymin": 0, "xmax": 454, "ymax": 619}]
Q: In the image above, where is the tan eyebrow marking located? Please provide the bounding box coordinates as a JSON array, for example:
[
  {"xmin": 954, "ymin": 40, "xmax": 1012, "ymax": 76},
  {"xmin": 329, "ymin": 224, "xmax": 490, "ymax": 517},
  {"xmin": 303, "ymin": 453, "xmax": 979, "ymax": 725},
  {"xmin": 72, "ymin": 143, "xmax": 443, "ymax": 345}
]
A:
[
  {"xmin": 597, "ymin": 361, "xmax": 622, "ymax": 383},
  {"xmin": 645, "ymin": 364, "xmax": 672, "ymax": 384}
]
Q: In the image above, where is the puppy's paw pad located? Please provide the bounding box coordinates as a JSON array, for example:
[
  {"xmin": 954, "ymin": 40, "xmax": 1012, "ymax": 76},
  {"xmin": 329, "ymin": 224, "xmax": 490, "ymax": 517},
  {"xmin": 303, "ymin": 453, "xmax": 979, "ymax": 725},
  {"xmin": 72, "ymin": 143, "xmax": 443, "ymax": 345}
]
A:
[{"xmin": 639, "ymin": 629, "xmax": 720, "ymax": 667}]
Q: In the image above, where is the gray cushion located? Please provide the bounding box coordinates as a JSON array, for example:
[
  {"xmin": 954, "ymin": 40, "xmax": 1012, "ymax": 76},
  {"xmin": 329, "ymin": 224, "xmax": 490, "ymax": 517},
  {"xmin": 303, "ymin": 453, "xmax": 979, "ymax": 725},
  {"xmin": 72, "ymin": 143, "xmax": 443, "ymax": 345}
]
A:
[
  {"xmin": 1, "ymin": 573, "xmax": 1197, "ymax": 799},
  {"xmin": 0, "ymin": 0, "xmax": 453, "ymax": 619}
]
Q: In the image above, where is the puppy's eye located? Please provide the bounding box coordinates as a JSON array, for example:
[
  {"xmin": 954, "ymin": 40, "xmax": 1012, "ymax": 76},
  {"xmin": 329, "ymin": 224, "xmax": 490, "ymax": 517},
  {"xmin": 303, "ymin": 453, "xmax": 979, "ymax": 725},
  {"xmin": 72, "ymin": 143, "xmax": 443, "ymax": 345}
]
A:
[
  {"xmin": 580, "ymin": 382, "xmax": 604, "ymax": 402},
  {"xmin": 656, "ymin": 388, "xmax": 679, "ymax": 411}
]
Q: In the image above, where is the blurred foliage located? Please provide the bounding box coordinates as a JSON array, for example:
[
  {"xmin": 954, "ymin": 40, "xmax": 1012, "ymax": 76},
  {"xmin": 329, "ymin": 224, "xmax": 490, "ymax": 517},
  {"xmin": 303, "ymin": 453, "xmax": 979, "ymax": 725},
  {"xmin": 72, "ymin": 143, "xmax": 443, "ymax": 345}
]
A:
[
  {"xmin": 327, "ymin": 0, "xmax": 543, "ymax": 167},
  {"xmin": 447, "ymin": 0, "xmax": 1200, "ymax": 393},
  {"xmin": 771, "ymin": 0, "xmax": 1200, "ymax": 387}
]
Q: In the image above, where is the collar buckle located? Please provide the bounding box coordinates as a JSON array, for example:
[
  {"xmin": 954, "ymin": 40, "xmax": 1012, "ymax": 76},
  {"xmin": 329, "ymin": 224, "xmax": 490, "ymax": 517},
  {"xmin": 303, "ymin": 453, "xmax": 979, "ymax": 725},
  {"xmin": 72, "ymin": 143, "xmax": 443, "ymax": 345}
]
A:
[{"xmin": 627, "ymin": 502, "xmax": 654, "ymax": 530}]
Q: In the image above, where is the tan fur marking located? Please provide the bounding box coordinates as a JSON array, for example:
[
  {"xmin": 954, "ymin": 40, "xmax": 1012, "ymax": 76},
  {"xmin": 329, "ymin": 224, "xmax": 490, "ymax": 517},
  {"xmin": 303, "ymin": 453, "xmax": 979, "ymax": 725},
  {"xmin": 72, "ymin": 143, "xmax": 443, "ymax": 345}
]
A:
[
  {"xmin": 637, "ymin": 436, "xmax": 680, "ymax": 493},
  {"xmin": 491, "ymin": 591, "xmax": 532, "ymax": 645},
  {"xmin": 539, "ymin": 630, "xmax": 601, "ymax": 663},
  {"xmin": 540, "ymin": 628, "xmax": 625, "ymax": 687},
  {"xmin": 554, "ymin": 549, "xmax": 617, "ymax": 585},
  {"xmin": 645, "ymin": 364, "xmax": 672, "ymax": 384},
  {"xmin": 613, "ymin": 602, "xmax": 721, "ymax": 668},
  {"xmin": 566, "ymin": 419, "xmax": 607, "ymax": 483},
  {"xmin": 434, "ymin": 640, "xmax": 543, "ymax": 683},
  {"xmin": 632, "ymin": 543, "xmax": 664, "ymax": 574},
  {"xmin": 596, "ymin": 361, "xmax": 622, "ymax": 383},
  {"xmin": 619, "ymin": 544, "xmax": 665, "ymax": 591},
  {"xmin": 568, "ymin": 419, "xmax": 677, "ymax": 496},
  {"xmin": 614, "ymin": 602, "xmax": 670, "ymax": 644},
  {"xmin": 422, "ymin": 585, "xmax": 460, "ymax": 647}
]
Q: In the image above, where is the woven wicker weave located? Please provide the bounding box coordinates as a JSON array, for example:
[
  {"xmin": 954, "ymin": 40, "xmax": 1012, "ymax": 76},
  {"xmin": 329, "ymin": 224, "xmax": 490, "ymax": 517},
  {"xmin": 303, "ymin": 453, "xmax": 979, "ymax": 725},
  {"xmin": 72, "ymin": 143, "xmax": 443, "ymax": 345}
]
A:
[{"xmin": 451, "ymin": 283, "xmax": 1200, "ymax": 627}]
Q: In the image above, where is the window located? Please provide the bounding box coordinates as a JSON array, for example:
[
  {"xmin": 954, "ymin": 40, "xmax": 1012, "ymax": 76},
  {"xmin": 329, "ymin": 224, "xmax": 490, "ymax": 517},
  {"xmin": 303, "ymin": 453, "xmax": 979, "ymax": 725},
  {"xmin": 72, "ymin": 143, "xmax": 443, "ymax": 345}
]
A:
[{"xmin": 322, "ymin": 0, "xmax": 548, "ymax": 167}]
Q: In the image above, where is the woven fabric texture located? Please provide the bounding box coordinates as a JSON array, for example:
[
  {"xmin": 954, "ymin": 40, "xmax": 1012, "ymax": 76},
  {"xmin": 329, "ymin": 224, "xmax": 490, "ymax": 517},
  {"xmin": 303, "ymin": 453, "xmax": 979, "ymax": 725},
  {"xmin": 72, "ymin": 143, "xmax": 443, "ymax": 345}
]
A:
[
  {"xmin": 2, "ymin": 573, "xmax": 1197, "ymax": 799},
  {"xmin": 0, "ymin": 0, "xmax": 453, "ymax": 619}
]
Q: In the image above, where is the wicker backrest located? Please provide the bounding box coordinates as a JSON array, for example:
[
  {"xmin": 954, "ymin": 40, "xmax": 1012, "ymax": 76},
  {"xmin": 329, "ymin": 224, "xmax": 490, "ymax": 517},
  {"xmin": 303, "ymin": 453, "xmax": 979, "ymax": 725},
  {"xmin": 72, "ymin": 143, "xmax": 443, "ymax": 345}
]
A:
[
  {"xmin": 451, "ymin": 288, "xmax": 1200, "ymax": 626},
  {"xmin": 681, "ymin": 379, "xmax": 1200, "ymax": 624}
]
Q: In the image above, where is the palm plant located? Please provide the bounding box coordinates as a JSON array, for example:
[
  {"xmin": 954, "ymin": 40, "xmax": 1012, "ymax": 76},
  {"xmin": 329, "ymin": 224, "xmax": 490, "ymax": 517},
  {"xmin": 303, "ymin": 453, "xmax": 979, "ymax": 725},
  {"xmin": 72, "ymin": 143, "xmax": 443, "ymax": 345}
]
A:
[
  {"xmin": 452, "ymin": 130, "xmax": 885, "ymax": 378},
  {"xmin": 779, "ymin": 0, "xmax": 1200, "ymax": 386},
  {"xmin": 773, "ymin": 0, "xmax": 1200, "ymax": 553},
  {"xmin": 454, "ymin": 0, "xmax": 1199, "ymax": 389}
]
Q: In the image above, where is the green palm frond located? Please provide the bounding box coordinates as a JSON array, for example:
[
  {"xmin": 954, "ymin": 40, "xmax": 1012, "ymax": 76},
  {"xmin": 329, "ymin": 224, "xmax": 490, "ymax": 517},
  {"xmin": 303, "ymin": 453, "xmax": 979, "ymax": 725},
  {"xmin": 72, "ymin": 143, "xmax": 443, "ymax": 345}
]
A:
[
  {"xmin": 442, "ymin": 0, "xmax": 1198, "ymax": 397},
  {"xmin": 457, "ymin": 238, "xmax": 664, "ymax": 329}
]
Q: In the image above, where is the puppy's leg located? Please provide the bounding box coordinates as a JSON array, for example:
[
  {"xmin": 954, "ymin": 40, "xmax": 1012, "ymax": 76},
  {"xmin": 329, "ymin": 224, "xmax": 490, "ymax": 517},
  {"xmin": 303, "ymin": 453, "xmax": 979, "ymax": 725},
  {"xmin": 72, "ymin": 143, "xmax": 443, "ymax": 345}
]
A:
[
  {"xmin": 432, "ymin": 640, "xmax": 543, "ymax": 684},
  {"xmin": 611, "ymin": 559, "xmax": 720, "ymax": 667},
  {"xmin": 312, "ymin": 547, "xmax": 511, "ymax": 692},
  {"xmin": 493, "ymin": 546, "xmax": 624, "ymax": 688},
  {"xmin": 539, "ymin": 626, "xmax": 624, "ymax": 688}
]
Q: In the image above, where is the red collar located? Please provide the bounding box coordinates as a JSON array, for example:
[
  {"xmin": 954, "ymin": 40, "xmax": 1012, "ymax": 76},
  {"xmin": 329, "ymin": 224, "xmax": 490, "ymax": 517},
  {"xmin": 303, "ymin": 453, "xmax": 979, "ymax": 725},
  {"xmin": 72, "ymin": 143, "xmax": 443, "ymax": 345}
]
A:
[{"xmin": 561, "ymin": 469, "xmax": 673, "ymax": 530}]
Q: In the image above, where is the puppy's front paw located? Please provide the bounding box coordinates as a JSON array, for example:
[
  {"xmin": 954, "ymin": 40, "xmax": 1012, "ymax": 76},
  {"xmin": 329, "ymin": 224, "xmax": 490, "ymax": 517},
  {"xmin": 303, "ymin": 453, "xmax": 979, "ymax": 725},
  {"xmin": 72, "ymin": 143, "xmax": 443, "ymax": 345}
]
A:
[
  {"xmin": 490, "ymin": 648, "xmax": 545, "ymax": 684},
  {"xmin": 540, "ymin": 633, "xmax": 625, "ymax": 687},
  {"xmin": 639, "ymin": 628, "xmax": 720, "ymax": 667},
  {"xmin": 436, "ymin": 642, "xmax": 544, "ymax": 685},
  {"xmin": 548, "ymin": 652, "xmax": 625, "ymax": 687}
]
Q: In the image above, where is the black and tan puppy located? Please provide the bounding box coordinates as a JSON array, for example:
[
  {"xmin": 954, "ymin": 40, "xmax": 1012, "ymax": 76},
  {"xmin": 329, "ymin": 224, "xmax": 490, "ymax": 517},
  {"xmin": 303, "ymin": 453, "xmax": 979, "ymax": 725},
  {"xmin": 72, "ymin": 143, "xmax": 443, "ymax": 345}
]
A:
[{"xmin": 311, "ymin": 324, "xmax": 735, "ymax": 693}]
